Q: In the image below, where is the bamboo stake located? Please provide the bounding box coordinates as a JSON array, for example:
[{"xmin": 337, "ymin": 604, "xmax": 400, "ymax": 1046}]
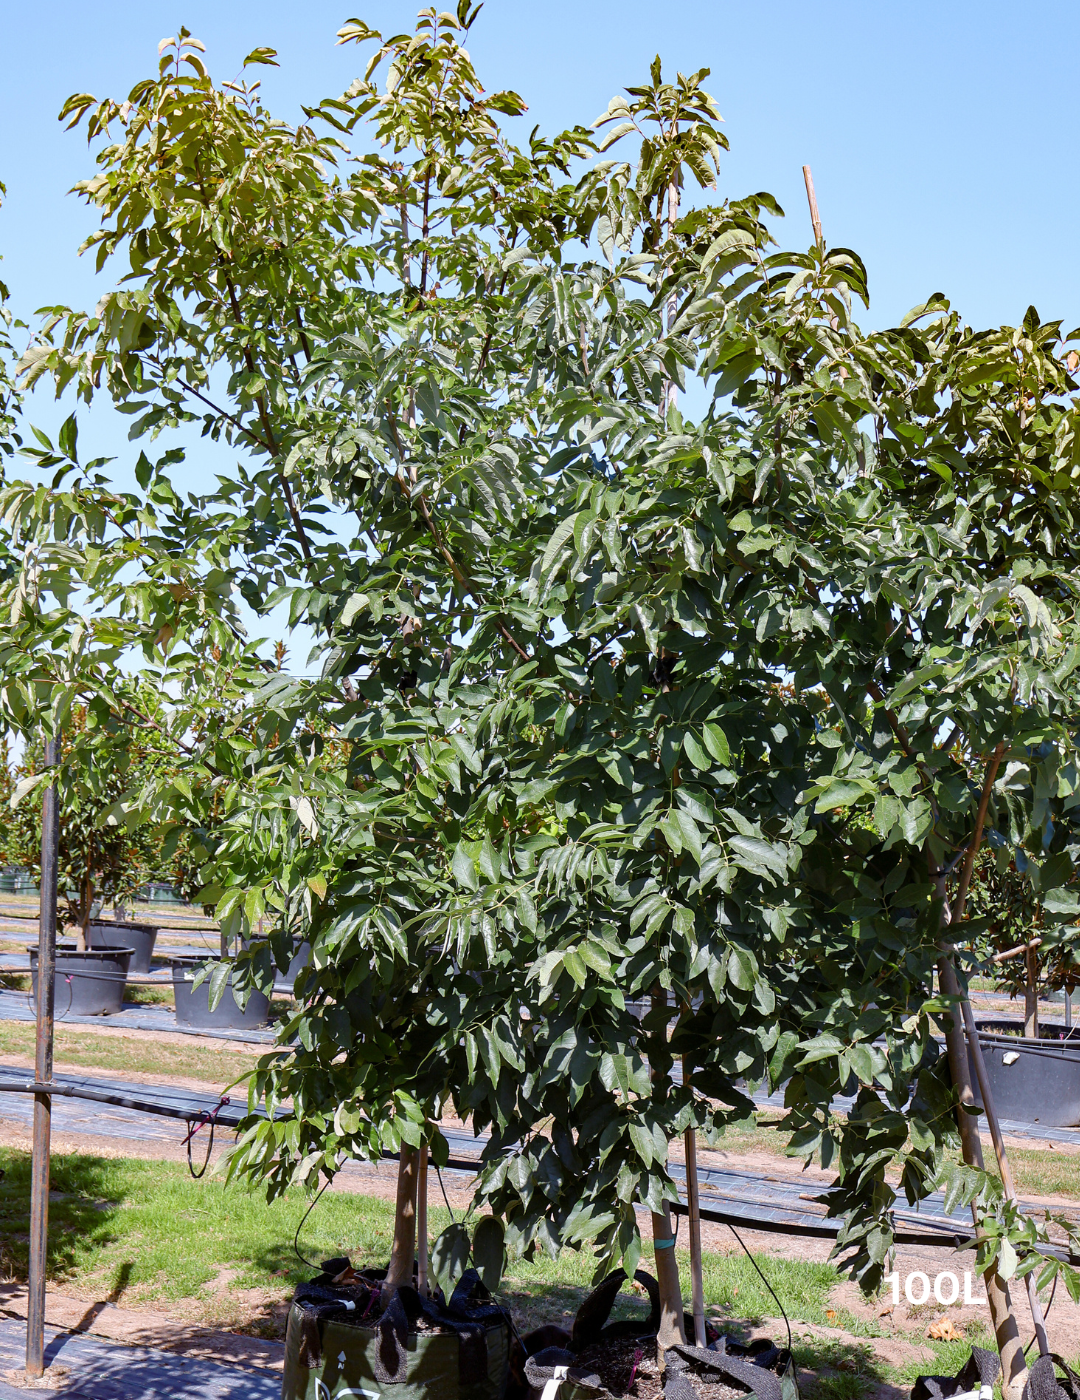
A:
[
  {"xmin": 683, "ymin": 1106, "xmax": 707, "ymax": 1348},
  {"xmin": 663, "ymin": 176, "xmax": 679, "ymax": 417},
  {"xmin": 654, "ymin": 157, "xmax": 696, "ymax": 1353},
  {"xmin": 958, "ymin": 987, "xmax": 1051, "ymax": 1356},
  {"xmin": 26, "ymin": 734, "xmax": 60, "ymax": 1381},
  {"xmin": 650, "ymin": 989, "xmax": 686, "ymax": 1358},
  {"xmin": 802, "ymin": 165, "xmax": 824, "ymax": 252},
  {"xmin": 416, "ymin": 1143, "xmax": 429, "ymax": 1297}
]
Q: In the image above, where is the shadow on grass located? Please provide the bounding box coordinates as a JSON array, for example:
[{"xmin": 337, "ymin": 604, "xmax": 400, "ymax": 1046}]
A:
[
  {"xmin": 0, "ymin": 1150, "xmax": 125, "ymax": 1284},
  {"xmin": 792, "ymin": 1337, "xmax": 889, "ymax": 1400}
]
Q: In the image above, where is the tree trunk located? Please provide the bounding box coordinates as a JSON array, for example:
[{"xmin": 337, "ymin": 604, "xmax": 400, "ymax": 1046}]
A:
[
  {"xmin": 651, "ymin": 1204, "xmax": 686, "ymax": 1355},
  {"xmin": 381, "ymin": 1144, "xmax": 419, "ymax": 1307},
  {"xmin": 1024, "ymin": 945, "xmax": 1039, "ymax": 1040},
  {"xmin": 938, "ymin": 956, "xmax": 1027, "ymax": 1400},
  {"xmin": 649, "ymin": 989, "xmax": 686, "ymax": 1362}
]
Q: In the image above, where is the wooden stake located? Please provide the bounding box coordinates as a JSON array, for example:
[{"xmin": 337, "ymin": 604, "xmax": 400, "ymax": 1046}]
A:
[
  {"xmin": 416, "ymin": 1143, "xmax": 429, "ymax": 1297},
  {"xmin": 802, "ymin": 165, "xmax": 824, "ymax": 252}
]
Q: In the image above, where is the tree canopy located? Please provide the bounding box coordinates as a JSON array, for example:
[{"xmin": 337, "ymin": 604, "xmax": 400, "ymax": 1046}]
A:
[{"xmin": 2, "ymin": 4, "xmax": 1080, "ymax": 1326}]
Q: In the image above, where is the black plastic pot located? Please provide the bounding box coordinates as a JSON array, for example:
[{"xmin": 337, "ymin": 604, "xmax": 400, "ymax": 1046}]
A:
[
  {"xmin": 975, "ymin": 1017, "xmax": 1080, "ymax": 1043},
  {"xmin": 170, "ymin": 956, "xmax": 270, "ymax": 1030},
  {"xmin": 29, "ymin": 942, "xmax": 135, "ymax": 1017},
  {"xmin": 87, "ymin": 919, "xmax": 158, "ymax": 975},
  {"xmin": 967, "ymin": 1029, "xmax": 1080, "ymax": 1126}
]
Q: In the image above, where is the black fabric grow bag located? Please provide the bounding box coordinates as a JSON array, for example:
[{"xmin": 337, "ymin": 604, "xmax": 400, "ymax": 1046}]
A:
[{"xmin": 282, "ymin": 1266, "xmax": 511, "ymax": 1400}]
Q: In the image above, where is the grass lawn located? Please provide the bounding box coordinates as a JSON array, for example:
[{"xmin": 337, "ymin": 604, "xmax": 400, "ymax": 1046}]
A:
[
  {"xmin": 0, "ymin": 1020, "xmax": 262, "ymax": 1085},
  {"xmin": 0, "ymin": 1146, "xmax": 1025, "ymax": 1398},
  {"xmin": 0, "ymin": 1147, "xmax": 839, "ymax": 1343}
]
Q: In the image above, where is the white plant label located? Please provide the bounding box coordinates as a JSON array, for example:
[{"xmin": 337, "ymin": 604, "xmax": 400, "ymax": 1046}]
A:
[{"xmin": 883, "ymin": 1271, "xmax": 986, "ymax": 1305}]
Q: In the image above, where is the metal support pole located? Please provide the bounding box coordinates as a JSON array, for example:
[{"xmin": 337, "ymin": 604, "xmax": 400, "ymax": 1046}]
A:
[
  {"xmin": 26, "ymin": 734, "xmax": 60, "ymax": 1379},
  {"xmin": 1067, "ymin": 990, "xmax": 1073, "ymax": 1032}
]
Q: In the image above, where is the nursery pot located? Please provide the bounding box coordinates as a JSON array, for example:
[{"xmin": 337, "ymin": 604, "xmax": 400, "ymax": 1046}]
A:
[
  {"xmin": 170, "ymin": 956, "xmax": 270, "ymax": 1030},
  {"xmin": 87, "ymin": 919, "xmax": 159, "ymax": 975},
  {"xmin": 282, "ymin": 1285, "xmax": 511, "ymax": 1400},
  {"xmin": 281, "ymin": 940, "xmax": 312, "ymax": 992},
  {"xmin": 967, "ymin": 1029, "xmax": 1080, "ymax": 1127},
  {"xmin": 28, "ymin": 941, "xmax": 134, "ymax": 1017}
]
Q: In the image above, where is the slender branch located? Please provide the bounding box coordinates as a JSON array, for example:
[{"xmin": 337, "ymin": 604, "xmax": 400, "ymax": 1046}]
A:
[
  {"xmin": 865, "ymin": 680, "xmax": 936, "ymax": 805},
  {"xmin": 989, "ymin": 935, "xmax": 1043, "ymax": 966},
  {"xmin": 952, "ymin": 740, "xmax": 1006, "ymax": 923},
  {"xmin": 218, "ymin": 279, "xmax": 314, "ymax": 564},
  {"xmin": 293, "ymin": 307, "xmax": 313, "ymax": 363},
  {"xmin": 148, "ymin": 360, "xmax": 272, "ymax": 453}
]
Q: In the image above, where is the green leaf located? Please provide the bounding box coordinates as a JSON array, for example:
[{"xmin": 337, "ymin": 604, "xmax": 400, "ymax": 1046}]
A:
[
  {"xmin": 471, "ymin": 1216, "xmax": 505, "ymax": 1292},
  {"xmin": 207, "ymin": 961, "xmax": 231, "ymax": 1013},
  {"xmin": 702, "ymin": 723, "xmax": 730, "ymax": 765},
  {"xmin": 431, "ymin": 1223, "xmax": 471, "ymax": 1296},
  {"xmin": 728, "ymin": 834, "xmax": 787, "ymax": 880},
  {"xmin": 682, "ymin": 731, "xmax": 712, "ymax": 772},
  {"xmin": 452, "ymin": 843, "xmax": 479, "ymax": 891}
]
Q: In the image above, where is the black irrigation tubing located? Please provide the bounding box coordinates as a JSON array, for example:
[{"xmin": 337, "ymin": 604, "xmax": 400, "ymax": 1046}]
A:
[
  {"xmin": 2, "ymin": 965, "xmax": 218, "ymax": 985},
  {"xmin": 0, "ymin": 1077, "xmax": 255, "ymax": 1128},
  {"xmin": 3, "ymin": 1071, "xmax": 1072, "ymax": 1265},
  {"xmin": 670, "ymin": 1199, "xmax": 1080, "ymax": 1263},
  {"xmin": 726, "ymin": 1219, "xmax": 793, "ymax": 1358}
]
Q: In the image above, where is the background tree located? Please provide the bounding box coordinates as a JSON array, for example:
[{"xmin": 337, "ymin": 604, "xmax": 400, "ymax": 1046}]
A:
[
  {"xmin": 7, "ymin": 700, "xmax": 169, "ymax": 940},
  {"xmin": 967, "ymin": 847, "xmax": 1080, "ymax": 1038}
]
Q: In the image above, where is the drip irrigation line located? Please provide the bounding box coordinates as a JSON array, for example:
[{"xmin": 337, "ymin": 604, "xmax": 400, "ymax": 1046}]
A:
[
  {"xmin": 182, "ymin": 1096, "xmax": 230, "ymax": 1178},
  {"xmin": 726, "ymin": 1220, "xmax": 792, "ymax": 1361},
  {"xmin": 436, "ymin": 1165, "xmax": 455, "ymax": 1222},
  {"xmin": 294, "ymin": 1179, "xmax": 331, "ymax": 1271}
]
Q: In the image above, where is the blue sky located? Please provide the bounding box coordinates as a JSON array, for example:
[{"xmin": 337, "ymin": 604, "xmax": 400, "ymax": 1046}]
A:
[
  {"xmin": 1, "ymin": 0, "xmax": 1077, "ymax": 649},
  {"xmin": 4, "ymin": 1, "xmax": 1077, "ymax": 335},
  {"xmin": 4, "ymin": 0, "xmax": 1078, "ymax": 446}
]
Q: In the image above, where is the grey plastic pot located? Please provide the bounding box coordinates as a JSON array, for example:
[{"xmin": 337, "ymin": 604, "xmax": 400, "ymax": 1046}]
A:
[
  {"xmin": 87, "ymin": 919, "xmax": 158, "ymax": 975},
  {"xmin": 170, "ymin": 956, "xmax": 270, "ymax": 1030},
  {"xmin": 29, "ymin": 942, "xmax": 135, "ymax": 1017},
  {"xmin": 281, "ymin": 940, "xmax": 312, "ymax": 992},
  {"xmin": 967, "ymin": 1029, "xmax": 1080, "ymax": 1127}
]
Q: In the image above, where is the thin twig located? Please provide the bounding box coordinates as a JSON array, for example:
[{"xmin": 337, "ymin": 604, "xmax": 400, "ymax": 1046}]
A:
[{"xmin": 952, "ymin": 741, "xmax": 1006, "ymax": 923}]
